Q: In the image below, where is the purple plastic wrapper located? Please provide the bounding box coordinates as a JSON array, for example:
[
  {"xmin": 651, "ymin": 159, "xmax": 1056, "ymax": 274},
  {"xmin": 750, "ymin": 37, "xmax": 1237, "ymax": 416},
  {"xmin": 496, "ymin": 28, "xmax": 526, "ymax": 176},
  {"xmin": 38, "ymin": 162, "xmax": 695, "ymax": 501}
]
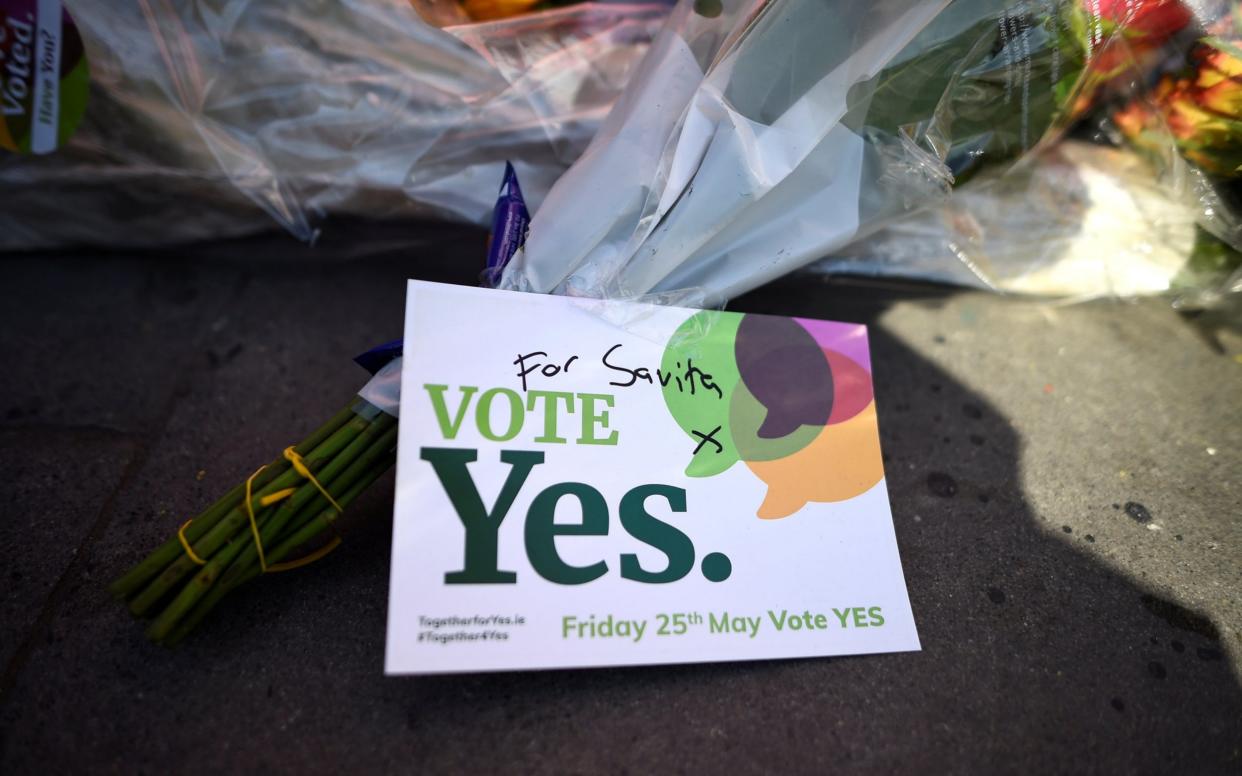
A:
[
  {"xmin": 353, "ymin": 338, "xmax": 404, "ymax": 375},
  {"xmin": 483, "ymin": 161, "xmax": 531, "ymax": 287}
]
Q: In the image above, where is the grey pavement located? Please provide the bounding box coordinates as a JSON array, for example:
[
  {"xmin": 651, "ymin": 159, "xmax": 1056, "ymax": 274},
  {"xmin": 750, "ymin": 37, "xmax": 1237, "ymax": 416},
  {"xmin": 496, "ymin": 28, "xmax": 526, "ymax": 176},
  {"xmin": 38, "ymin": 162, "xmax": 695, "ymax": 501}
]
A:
[{"xmin": 1, "ymin": 225, "xmax": 1239, "ymax": 773}]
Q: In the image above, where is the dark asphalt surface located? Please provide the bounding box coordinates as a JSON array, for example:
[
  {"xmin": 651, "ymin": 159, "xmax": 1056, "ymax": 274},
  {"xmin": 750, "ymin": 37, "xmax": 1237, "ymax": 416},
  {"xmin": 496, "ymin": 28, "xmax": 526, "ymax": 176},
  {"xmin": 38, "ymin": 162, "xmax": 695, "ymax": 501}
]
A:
[{"xmin": 1, "ymin": 223, "xmax": 1240, "ymax": 773}]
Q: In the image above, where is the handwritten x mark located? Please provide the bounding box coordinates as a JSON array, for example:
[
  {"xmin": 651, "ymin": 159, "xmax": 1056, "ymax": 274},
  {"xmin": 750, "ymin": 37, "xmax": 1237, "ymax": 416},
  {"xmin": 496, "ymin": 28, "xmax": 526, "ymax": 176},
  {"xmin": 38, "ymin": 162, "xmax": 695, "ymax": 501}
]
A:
[{"xmin": 692, "ymin": 425, "xmax": 724, "ymax": 455}]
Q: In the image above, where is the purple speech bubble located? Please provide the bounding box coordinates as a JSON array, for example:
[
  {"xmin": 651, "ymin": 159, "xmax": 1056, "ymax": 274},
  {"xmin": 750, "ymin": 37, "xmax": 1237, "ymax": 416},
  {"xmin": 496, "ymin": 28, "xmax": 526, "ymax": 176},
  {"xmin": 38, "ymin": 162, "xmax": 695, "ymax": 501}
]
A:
[{"xmin": 735, "ymin": 314, "xmax": 834, "ymax": 439}]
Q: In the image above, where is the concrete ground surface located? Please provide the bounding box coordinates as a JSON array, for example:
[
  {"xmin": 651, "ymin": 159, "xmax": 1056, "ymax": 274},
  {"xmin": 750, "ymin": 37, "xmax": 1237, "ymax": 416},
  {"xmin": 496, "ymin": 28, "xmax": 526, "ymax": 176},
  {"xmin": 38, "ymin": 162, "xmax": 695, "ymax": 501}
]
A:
[{"xmin": 1, "ymin": 224, "xmax": 1240, "ymax": 774}]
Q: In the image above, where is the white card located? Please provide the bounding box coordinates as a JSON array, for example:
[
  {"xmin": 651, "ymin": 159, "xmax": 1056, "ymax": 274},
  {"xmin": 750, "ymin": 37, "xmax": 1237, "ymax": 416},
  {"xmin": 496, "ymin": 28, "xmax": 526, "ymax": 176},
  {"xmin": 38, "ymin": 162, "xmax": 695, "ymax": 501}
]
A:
[{"xmin": 386, "ymin": 281, "xmax": 919, "ymax": 674}]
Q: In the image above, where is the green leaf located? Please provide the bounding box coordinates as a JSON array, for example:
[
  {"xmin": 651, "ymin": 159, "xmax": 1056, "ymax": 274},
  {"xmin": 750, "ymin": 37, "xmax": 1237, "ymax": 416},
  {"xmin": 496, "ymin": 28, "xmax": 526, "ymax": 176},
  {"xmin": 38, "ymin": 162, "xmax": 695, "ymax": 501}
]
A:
[{"xmin": 846, "ymin": 7, "xmax": 1085, "ymax": 183}]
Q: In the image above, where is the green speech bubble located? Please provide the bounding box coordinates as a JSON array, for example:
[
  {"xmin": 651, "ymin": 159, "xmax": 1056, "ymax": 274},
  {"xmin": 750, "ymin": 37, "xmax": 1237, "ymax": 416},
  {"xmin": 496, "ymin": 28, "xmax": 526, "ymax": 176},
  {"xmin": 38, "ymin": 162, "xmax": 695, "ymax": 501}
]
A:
[{"xmin": 660, "ymin": 311, "xmax": 742, "ymax": 477}]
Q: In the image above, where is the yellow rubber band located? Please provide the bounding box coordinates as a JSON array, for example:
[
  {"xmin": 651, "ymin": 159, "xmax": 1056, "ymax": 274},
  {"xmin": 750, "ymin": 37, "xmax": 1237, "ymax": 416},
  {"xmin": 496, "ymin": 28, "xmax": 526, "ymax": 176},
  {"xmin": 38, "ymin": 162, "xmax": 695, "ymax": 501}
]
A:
[
  {"xmin": 244, "ymin": 464, "xmax": 270, "ymax": 572},
  {"xmin": 259, "ymin": 487, "xmax": 297, "ymax": 507},
  {"xmin": 266, "ymin": 536, "xmax": 342, "ymax": 573},
  {"xmin": 283, "ymin": 447, "xmax": 344, "ymax": 514},
  {"xmin": 177, "ymin": 520, "xmax": 207, "ymax": 566},
  {"xmin": 177, "ymin": 446, "xmax": 346, "ymax": 573}
]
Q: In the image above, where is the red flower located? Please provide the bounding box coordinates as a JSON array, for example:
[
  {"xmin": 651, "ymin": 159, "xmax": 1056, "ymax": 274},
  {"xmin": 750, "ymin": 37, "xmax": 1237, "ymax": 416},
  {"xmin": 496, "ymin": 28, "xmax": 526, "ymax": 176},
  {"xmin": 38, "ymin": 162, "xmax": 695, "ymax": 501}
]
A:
[
  {"xmin": 1078, "ymin": 0, "xmax": 1195, "ymax": 80},
  {"xmin": 1096, "ymin": 0, "xmax": 1194, "ymax": 38}
]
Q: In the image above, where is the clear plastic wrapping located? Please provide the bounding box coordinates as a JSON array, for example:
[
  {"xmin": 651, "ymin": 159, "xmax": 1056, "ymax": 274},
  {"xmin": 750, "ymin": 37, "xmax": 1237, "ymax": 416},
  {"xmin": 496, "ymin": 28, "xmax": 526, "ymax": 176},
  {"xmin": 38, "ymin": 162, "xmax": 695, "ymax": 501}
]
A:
[
  {"xmin": 807, "ymin": 1, "xmax": 1242, "ymax": 304},
  {"xmin": 500, "ymin": 0, "xmax": 1087, "ymax": 300},
  {"xmin": 808, "ymin": 139, "xmax": 1204, "ymax": 298},
  {"xmin": 1, "ymin": 0, "xmax": 671, "ymax": 249},
  {"xmin": 501, "ymin": 0, "xmax": 1241, "ymax": 304}
]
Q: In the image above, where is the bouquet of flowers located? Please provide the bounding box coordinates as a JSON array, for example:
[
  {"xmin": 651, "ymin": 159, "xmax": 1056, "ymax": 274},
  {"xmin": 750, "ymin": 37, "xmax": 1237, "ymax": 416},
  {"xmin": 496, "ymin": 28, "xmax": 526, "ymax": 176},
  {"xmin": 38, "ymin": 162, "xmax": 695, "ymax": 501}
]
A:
[
  {"xmin": 806, "ymin": 2, "xmax": 1242, "ymax": 301},
  {"xmin": 1105, "ymin": 2, "xmax": 1242, "ymax": 295},
  {"xmin": 498, "ymin": 0, "xmax": 1099, "ymax": 302},
  {"xmin": 497, "ymin": 0, "xmax": 1242, "ymax": 302}
]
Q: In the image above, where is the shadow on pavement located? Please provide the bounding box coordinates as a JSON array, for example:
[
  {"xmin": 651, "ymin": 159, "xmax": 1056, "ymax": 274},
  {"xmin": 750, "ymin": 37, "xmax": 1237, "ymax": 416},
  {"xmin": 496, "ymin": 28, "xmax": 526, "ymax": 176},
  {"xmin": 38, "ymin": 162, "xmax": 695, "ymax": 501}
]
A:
[
  {"xmin": 381, "ymin": 276, "xmax": 1242, "ymax": 772},
  {"xmin": 0, "ymin": 247, "xmax": 1238, "ymax": 773}
]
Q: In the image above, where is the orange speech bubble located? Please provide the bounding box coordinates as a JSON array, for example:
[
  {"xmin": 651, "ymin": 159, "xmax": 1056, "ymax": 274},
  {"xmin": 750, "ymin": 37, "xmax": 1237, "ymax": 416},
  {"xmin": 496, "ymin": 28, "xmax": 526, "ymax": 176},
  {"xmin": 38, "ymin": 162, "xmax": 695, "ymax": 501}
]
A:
[{"xmin": 745, "ymin": 400, "xmax": 884, "ymax": 519}]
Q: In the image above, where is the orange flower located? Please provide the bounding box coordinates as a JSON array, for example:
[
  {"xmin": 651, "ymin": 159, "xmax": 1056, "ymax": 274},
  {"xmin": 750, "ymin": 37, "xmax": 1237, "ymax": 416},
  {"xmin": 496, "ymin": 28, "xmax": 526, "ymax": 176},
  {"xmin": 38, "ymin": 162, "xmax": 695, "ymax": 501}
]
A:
[
  {"xmin": 1114, "ymin": 35, "xmax": 1242, "ymax": 177},
  {"xmin": 1114, "ymin": 96, "xmax": 1155, "ymax": 138},
  {"xmin": 1193, "ymin": 47, "xmax": 1242, "ymax": 116},
  {"xmin": 461, "ymin": 0, "xmax": 541, "ymax": 22},
  {"xmin": 1197, "ymin": 47, "xmax": 1242, "ymax": 82},
  {"xmin": 1112, "ymin": 77, "xmax": 1173, "ymax": 156},
  {"xmin": 1164, "ymin": 87, "xmax": 1231, "ymax": 140},
  {"xmin": 1160, "ymin": 40, "xmax": 1242, "ymax": 175}
]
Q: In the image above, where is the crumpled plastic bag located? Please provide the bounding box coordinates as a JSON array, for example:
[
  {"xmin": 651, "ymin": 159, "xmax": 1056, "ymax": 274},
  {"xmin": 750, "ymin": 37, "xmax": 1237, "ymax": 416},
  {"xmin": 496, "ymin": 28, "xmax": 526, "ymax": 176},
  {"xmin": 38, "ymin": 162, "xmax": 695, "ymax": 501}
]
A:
[{"xmin": 0, "ymin": 0, "xmax": 670, "ymax": 250}]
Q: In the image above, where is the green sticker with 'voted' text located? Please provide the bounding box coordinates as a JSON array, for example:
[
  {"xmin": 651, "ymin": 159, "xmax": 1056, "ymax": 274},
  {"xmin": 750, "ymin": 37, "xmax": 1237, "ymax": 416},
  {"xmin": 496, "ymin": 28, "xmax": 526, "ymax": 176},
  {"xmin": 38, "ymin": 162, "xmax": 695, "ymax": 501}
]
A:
[{"xmin": 1, "ymin": 0, "xmax": 88, "ymax": 155}]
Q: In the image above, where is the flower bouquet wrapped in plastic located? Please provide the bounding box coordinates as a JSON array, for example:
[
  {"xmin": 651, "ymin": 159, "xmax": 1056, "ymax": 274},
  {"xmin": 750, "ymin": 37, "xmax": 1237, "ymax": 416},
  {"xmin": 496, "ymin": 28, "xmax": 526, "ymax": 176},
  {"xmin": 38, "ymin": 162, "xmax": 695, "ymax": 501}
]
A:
[
  {"xmin": 4, "ymin": 0, "xmax": 672, "ymax": 250},
  {"xmin": 499, "ymin": 0, "xmax": 1104, "ymax": 302},
  {"xmin": 799, "ymin": 1, "xmax": 1242, "ymax": 303}
]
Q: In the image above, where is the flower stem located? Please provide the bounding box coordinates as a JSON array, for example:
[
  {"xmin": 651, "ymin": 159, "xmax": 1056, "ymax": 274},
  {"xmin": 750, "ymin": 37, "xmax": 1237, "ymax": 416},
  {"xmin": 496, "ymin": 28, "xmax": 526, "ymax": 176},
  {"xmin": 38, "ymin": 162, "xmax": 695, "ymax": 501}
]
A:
[
  {"xmin": 159, "ymin": 451, "xmax": 397, "ymax": 646},
  {"xmin": 108, "ymin": 403, "xmax": 357, "ymax": 600}
]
